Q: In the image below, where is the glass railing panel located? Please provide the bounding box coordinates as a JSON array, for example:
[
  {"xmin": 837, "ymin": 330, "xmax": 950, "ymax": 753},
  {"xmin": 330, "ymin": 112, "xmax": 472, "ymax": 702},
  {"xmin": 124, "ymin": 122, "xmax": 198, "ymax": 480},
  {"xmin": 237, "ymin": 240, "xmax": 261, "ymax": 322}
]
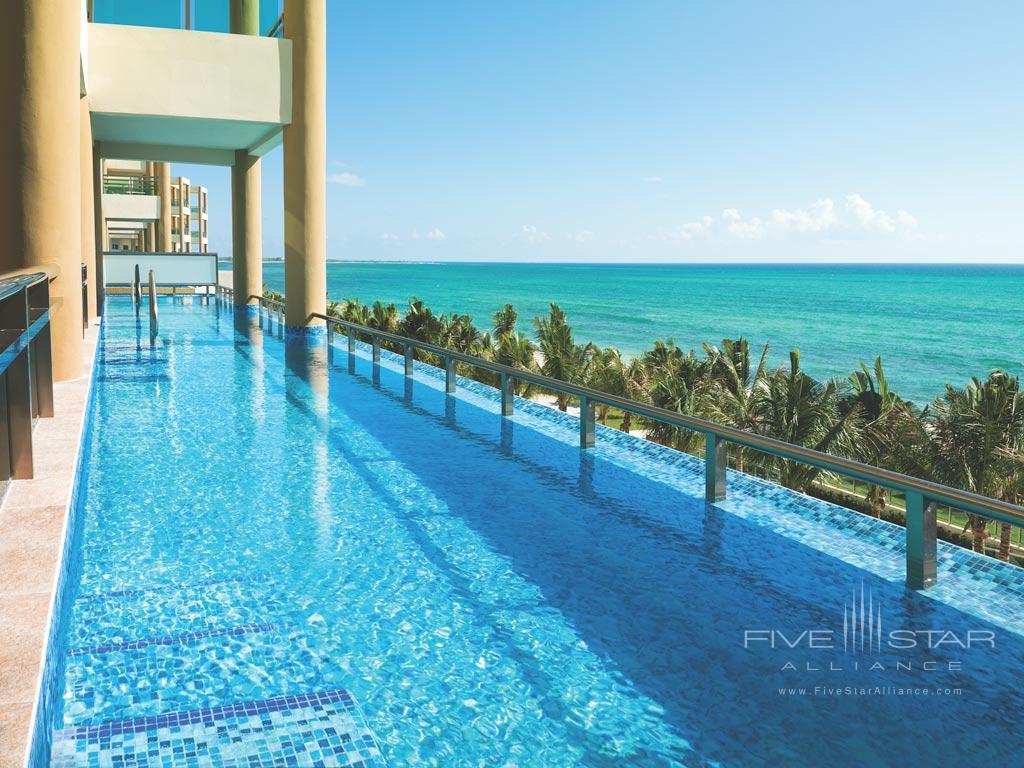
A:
[
  {"xmin": 93, "ymin": 0, "xmax": 283, "ymax": 36},
  {"xmin": 92, "ymin": 0, "xmax": 185, "ymax": 29}
]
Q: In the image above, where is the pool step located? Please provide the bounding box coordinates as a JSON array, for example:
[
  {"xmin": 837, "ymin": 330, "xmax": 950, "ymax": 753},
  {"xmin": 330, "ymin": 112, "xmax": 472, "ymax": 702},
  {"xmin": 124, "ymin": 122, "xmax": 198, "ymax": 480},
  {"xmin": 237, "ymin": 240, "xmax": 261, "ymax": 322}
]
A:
[
  {"xmin": 60, "ymin": 624, "xmax": 342, "ymax": 728},
  {"xmin": 68, "ymin": 574, "xmax": 281, "ymax": 649},
  {"xmin": 52, "ymin": 688, "xmax": 385, "ymax": 767}
]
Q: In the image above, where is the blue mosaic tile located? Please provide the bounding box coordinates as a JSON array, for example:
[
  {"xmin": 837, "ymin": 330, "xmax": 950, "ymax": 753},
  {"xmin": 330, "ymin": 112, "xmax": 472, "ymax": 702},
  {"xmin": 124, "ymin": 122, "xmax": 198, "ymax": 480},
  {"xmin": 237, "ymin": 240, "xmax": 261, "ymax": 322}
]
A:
[
  {"xmin": 67, "ymin": 622, "xmax": 277, "ymax": 658},
  {"xmin": 76, "ymin": 574, "xmax": 267, "ymax": 603},
  {"xmin": 52, "ymin": 689, "xmax": 386, "ymax": 767}
]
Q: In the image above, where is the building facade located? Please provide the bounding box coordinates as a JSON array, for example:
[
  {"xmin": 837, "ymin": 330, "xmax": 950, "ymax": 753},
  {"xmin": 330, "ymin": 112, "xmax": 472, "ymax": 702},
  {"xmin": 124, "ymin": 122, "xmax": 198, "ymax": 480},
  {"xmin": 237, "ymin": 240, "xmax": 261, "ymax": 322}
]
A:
[{"xmin": 102, "ymin": 159, "xmax": 209, "ymax": 252}]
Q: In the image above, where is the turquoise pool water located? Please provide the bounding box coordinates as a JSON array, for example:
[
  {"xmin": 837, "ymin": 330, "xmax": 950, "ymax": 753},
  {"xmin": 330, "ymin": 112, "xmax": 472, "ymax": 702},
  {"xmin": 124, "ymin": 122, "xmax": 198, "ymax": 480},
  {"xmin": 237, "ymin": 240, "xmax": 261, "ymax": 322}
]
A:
[{"xmin": 39, "ymin": 296, "xmax": 1024, "ymax": 766}]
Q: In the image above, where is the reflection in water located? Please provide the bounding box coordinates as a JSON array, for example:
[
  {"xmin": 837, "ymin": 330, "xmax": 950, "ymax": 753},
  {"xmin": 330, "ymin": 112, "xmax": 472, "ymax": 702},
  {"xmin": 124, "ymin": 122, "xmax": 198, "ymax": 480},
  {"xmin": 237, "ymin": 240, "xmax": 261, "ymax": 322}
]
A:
[{"xmin": 285, "ymin": 334, "xmax": 332, "ymax": 556}]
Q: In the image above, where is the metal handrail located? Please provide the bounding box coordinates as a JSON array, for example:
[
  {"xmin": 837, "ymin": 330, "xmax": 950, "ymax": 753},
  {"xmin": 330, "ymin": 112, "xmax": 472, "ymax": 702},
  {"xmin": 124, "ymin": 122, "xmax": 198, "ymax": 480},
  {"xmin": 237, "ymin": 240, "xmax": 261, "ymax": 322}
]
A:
[
  {"xmin": 222, "ymin": 286, "xmax": 1024, "ymax": 589},
  {"xmin": 102, "ymin": 175, "xmax": 158, "ymax": 196},
  {"xmin": 0, "ymin": 271, "xmax": 54, "ymax": 481},
  {"xmin": 266, "ymin": 12, "xmax": 284, "ymax": 37}
]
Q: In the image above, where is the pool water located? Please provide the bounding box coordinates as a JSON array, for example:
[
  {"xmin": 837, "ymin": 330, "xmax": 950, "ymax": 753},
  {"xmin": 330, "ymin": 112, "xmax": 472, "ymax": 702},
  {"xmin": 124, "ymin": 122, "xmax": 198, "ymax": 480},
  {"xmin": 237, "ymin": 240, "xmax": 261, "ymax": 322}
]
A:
[{"xmin": 40, "ymin": 296, "xmax": 1024, "ymax": 766}]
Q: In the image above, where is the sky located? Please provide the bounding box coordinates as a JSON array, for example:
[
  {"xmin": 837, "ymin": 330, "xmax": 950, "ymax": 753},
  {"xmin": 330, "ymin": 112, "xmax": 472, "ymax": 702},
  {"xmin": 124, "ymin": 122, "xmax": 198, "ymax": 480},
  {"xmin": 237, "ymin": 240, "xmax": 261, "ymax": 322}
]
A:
[{"xmin": 169, "ymin": 0, "xmax": 1023, "ymax": 263}]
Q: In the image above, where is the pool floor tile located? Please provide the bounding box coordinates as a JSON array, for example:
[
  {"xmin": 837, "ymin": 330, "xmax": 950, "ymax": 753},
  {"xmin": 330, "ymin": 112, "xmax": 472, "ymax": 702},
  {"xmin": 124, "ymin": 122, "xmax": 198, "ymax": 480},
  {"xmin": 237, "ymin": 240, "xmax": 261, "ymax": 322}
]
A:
[{"xmin": 52, "ymin": 689, "xmax": 385, "ymax": 768}]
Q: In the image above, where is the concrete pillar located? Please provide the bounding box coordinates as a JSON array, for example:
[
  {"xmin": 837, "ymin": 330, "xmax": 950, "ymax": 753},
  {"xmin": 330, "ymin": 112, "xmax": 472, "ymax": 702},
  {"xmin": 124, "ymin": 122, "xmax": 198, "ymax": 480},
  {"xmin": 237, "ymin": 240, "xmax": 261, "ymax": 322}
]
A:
[
  {"xmin": 231, "ymin": 0, "xmax": 263, "ymax": 309},
  {"xmin": 158, "ymin": 162, "xmax": 172, "ymax": 251},
  {"xmin": 80, "ymin": 98, "xmax": 97, "ymax": 321},
  {"xmin": 283, "ymin": 0, "xmax": 327, "ymax": 334},
  {"xmin": 232, "ymin": 151, "xmax": 262, "ymax": 307},
  {"xmin": 93, "ymin": 148, "xmax": 105, "ymax": 311},
  {"xmin": 0, "ymin": 0, "xmax": 83, "ymax": 380},
  {"xmin": 230, "ymin": 0, "xmax": 260, "ymax": 35},
  {"xmin": 146, "ymin": 222, "xmax": 156, "ymax": 253}
]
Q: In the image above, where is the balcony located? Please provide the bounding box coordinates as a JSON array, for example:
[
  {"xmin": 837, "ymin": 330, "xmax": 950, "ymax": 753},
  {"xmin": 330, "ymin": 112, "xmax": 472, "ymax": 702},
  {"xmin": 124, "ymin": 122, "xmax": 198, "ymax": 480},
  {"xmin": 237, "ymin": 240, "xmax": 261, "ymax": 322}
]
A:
[
  {"xmin": 101, "ymin": 175, "xmax": 159, "ymax": 223},
  {"xmin": 85, "ymin": 23, "xmax": 292, "ymax": 165}
]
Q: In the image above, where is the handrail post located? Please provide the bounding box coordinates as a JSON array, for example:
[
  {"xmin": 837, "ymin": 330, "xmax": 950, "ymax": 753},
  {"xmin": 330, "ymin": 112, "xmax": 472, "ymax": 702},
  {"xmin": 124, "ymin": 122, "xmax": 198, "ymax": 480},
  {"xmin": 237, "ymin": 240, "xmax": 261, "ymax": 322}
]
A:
[
  {"xmin": 905, "ymin": 489, "xmax": 937, "ymax": 589},
  {"xmin": 347, "ymin": 327, "xmax": 356, "ymax": 356},
  {"xmin": 148, "ymin": 269, "xmax": 158, "ymax": 337},
  {"xmin": 133, "ymin": 263, "xmax": 141, "ymax": 312},
  {"xmin": 81, "ymin": 262, "xmax": 88, "ymax": 336},
  {"xmin": 27, "ymin": 280, "xmax": 53, "ymax": 419},
  {"xmin": 444, "ymin": 356, "xmax": 457, "ymax": 394},
  {"xmin": 500, "ymin": 373, "xmax": 514, "ymax": 416},
  {"xmin": 579, "ymin": 395, "xmax": 596, "ymax": 448},
  {"xmin": 404, "ymin": 344, "xmax": 414, "ymax": 376},
  {"xmin": 372, "ymin": 336, "xmax": 381, "ymax": 363},
  {"xmin": 705, "ymin": 433, "xmax": 727, "ymax": 502}
]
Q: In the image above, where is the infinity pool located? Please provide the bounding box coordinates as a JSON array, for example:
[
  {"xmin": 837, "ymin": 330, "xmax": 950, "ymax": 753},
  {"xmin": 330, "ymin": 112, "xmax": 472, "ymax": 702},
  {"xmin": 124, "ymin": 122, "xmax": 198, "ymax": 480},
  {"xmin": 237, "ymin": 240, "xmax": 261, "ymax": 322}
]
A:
[{"xmin": 36, "ymin": 296, "xmax": 1024, "ymax": 766}]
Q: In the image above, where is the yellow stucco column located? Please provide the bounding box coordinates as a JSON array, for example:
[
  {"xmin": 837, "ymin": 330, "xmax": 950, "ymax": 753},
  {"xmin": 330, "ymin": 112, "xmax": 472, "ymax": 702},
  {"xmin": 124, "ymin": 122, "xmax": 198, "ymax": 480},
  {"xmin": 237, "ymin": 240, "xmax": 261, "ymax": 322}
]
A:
[
  {"xmin": 231, "ymin": 0, "xmax": 263, "ymax": 309},
  {"xmin": 92, "ymin": 147, "xmax": 105, "ymax": 312},
  {"xmin": 283, "ymin": 0, "xmax": 327, "ymax": 334},
  {"xmin": 80, "ymin": 98, "xmax": 97, "ymax": 321},
  {"xmin": 232, "ymin": 151, "xmax": 263, "ymax": 307},
  {"xmin": 158, "ymin": 161, "xmax": 172, "ymax": 251},
  {"xmin": 0, "ymin": 0, "xmax": 83, "ymax": 380}
]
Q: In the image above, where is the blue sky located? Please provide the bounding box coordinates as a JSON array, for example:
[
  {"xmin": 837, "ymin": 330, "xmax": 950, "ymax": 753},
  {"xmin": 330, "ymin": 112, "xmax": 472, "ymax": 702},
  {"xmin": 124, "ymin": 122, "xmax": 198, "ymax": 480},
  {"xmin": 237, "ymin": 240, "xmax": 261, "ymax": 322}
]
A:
[{"xmin": 171, "ymin": 1, "xmax": 1022, "ymax": 263}]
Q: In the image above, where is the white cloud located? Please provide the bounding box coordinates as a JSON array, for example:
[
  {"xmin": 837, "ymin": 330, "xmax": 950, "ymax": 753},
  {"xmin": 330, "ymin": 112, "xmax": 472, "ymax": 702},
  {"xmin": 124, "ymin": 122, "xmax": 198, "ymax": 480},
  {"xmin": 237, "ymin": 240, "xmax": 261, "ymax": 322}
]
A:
[
  {"xmin": 644, "ymin": 176, "xmax": 664, "ymax": 184},
  {"xmin": 328, "ymin": 171, "xmax": 366, "ymax": 187},
  {"xmin": 426, "ymin": 227, "xmax": 446, "ymax": 241},
  {"xmin": 379, "ymin": 233, "xmax": 400, "ymax": 241},
  {"xmin": 519, "ymin": 225, "xmax": 550, "ymax": 245},
  {"xmin": 667, "ymin": 194, "xmax": 920, "ymax": 243},
  {"xmin": 569, "ymin": 230, "xmax": 595, "ymax": 243}
]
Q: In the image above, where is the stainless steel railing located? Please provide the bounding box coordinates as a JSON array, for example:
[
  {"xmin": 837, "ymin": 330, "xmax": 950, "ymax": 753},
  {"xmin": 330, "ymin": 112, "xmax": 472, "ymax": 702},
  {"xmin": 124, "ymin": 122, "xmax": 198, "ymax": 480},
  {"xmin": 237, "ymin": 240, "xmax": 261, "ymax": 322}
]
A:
[
  {"xmin": 217, "ymin": 285, "xmax": 1024, "ymax": 589},
  {"xmin": 0, "ymin": 271, "xmax": 56, "ymax": 483}
]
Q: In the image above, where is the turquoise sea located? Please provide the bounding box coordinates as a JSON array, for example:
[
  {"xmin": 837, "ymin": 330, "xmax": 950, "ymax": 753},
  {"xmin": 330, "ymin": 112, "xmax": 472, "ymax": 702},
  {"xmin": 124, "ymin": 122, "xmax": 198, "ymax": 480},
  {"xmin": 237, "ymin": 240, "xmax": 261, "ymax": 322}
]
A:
[{"xmin": 255, "ymin": 261, "xmax": 1024, "ymax": 405}]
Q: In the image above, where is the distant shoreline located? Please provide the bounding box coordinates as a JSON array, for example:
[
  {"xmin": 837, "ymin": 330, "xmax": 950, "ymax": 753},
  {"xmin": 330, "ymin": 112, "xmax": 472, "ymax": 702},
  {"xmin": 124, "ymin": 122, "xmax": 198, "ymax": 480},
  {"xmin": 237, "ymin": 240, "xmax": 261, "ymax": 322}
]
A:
[
  {"xmin": 220, "ymin": 258, "xmax": 1024, "ymax": 267},
  {"xmin": 247, "ymin": 260, "xmax": 1023, "ymax": 405}
]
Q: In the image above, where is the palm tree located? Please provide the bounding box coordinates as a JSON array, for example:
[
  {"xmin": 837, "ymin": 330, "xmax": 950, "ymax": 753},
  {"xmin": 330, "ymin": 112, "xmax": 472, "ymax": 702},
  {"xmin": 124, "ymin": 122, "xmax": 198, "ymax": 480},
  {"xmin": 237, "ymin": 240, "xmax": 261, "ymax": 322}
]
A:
[
  {"xmin": 587, "ymin": 348, "xmax": 629, "ymax": 424},
  {"xmin": 496, "ymin": 331, "xmax": 537, "ymax": 395},
  {"xmin": 928, "ymin": 371, "xmax": 1024, "ymax": 558},
  {"xmin": 534, "ymin": 303, "xmax": 593, "ymax": 410},
  {"xmin": 702, "ymin": 338, "xmax": 769, "ymax": 472},
  {"xmin": 436, "ymin": 313, "xmax": 481, "ymax": 354},
  {"xmin": 751, "ymin": 349, "xmax": 861, "ymax": 492},
  {"xmin": 644, "ymin": 349, "xmax": 709, "ymax": 452},
  {"xmin": 841, "ymin": 357, "xmax": 925, "ymax": 516},
  {"xmin": 368, "ymin": 301, "xmax": 400, "ymax": 334},
  {"xmin": 493, "ymin": 304, "xmax": 518, "ymax": 340},
  {"xmin": 618, "ymin": 359, "xmax": 647, "ymax": 433},
  {"xmin": 398, "ymin": 297, "xmax": 442, "ymax": 355}
]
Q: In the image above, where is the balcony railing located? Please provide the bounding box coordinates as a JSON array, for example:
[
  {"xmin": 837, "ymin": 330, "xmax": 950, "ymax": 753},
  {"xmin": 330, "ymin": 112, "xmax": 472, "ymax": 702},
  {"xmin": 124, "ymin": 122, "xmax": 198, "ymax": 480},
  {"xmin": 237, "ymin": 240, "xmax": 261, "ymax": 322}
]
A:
[
  {"xmin": 103, "ymin": 175, "xmax": 157, "ymax": 196},
  {"xmin": 0, "ymin": 271, "xmax": 55, "ymax": 484},
  {"xmin": 216, "ymin": 284, "xmax": 1024, "ymax": 591}
]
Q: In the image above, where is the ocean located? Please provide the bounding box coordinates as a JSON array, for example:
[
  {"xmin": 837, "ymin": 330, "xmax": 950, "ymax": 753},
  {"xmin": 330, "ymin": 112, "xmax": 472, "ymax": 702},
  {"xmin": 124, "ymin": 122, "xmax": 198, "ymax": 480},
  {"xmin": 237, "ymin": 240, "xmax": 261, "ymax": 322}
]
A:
[{"xmin": 254, "ymin": 261, "xmax": 1024, "ymax": 405}]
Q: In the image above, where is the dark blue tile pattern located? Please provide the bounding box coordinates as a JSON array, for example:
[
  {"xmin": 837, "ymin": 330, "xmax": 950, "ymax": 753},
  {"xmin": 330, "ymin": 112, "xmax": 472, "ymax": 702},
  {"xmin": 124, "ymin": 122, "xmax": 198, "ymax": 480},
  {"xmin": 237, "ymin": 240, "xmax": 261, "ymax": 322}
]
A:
[{"xmin": 53, "ymin": 689, "xmax": 386, "ymax": 767}]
